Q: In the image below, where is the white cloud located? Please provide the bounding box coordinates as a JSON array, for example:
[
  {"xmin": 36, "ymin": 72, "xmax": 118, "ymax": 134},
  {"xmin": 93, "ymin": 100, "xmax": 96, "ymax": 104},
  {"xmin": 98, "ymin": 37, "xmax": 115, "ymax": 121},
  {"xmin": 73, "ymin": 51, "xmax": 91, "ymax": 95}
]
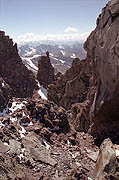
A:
[
  {"xmin": 15, "ymin": 32, "xmax": 90, "ymax": 44},
  {"xmin": 64, "ymin": 27, "xmax": 79, "ymax": 33}
]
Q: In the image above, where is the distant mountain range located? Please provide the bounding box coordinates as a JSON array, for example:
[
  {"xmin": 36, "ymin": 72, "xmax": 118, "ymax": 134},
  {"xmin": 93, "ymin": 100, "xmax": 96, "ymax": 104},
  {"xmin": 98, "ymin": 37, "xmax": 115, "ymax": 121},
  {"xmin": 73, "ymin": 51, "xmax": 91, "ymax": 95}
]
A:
[{"xmin": 18, "ymin": 42, "xmax": 86, "ymax": 76}]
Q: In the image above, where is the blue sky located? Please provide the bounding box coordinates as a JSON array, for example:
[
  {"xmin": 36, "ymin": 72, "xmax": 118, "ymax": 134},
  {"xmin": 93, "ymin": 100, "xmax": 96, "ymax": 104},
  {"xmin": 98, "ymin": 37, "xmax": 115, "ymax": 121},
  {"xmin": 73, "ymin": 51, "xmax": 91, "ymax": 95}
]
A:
[{"xmin": 0, "ymin": 0, "xmax": 109, "ymax": 42}]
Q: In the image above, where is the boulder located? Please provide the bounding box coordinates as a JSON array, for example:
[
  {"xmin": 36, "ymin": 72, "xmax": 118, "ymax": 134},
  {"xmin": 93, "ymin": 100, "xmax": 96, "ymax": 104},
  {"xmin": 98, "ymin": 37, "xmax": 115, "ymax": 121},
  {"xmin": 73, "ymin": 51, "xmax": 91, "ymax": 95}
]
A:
[
  {"xmin": 22, "ymin": 134, "xmax": 57, "ymax": 166},
  {"xmin": 93, "ymin": 139, "xmax": 117, "ymax": 179}
]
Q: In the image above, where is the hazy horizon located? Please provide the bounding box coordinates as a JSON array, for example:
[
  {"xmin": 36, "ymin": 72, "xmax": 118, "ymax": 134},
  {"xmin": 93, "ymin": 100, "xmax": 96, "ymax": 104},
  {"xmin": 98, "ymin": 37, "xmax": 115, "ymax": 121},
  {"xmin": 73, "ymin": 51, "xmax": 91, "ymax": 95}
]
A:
[{"xmin": 0, "ymin": 0, "xmax": 109, "ymax": 43}]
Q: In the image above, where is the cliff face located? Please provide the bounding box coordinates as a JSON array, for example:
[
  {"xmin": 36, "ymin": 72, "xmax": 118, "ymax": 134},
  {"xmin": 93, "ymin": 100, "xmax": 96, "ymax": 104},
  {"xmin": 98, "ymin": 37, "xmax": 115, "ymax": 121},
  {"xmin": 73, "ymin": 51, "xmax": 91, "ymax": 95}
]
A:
[
  {"xmin": 37, "ymin": 52, "xmax": 55, "ymax": 88},
  {"xmin": 48, "ymin": 58, "xmax": 92, "ymax": 110},
  {"xmin": 84, "ymin": 0, "xmax": 119, "ymax": 139},
  {"xmin": 0, "ymin": 31, "xmax": 37, "ymax": 109}
]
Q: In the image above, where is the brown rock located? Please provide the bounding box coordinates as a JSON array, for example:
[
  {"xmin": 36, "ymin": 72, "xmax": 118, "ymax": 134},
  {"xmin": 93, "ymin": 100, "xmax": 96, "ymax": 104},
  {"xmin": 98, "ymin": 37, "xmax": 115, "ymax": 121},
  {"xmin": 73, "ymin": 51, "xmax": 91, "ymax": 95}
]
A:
[
  {"xmin": 22, "ymin": 134, "xmax": 57, "ymax": 166},
  {"xmin": 93, "ymin": 139, "xmax": 117, "ymax": 179},
  {"xmin": 0, "ymin": 31, "xmax": 37, "ymax": 110},
  {"xmin": 48, "ymin": 58, "xmax": 91, "ymax": 110},
  {"xmin": 37, "ymin": 52, "xmax": 55, "ymax": 88},
  {"xmin": 20, "ymin": 116, "xmax": 30, "ymax": 126},
  {"xmin": 70, "ymin": 100, "xmax": 91, "ymax": 132},
  {"xmin": 84, "ymin": 0, "xmax": 119, "ymax": 139},
  {"xmin": 52, "ymin": 119, "xmax": 60, "ymax": 126}
]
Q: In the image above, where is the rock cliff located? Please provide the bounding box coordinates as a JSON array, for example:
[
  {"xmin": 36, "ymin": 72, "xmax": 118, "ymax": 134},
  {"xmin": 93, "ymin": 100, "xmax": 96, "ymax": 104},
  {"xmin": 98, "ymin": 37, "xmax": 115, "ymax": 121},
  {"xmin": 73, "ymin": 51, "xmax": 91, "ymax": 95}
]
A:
[
  {"xmin": 84, "ymin": 0, "xmax": 119, "ymax": 141},
  {"xmin": 48, "ymin": 0, "xmax": 119, "ymax": 144},
  {"xmin": 0, "ymin": 31, "xmax": 37, "ymax": 109},
  {"xmin": 48, "ymin": 58, "xmax": 92, "ymax": 110},
  {"xmin": 37, "ymin": 51, "xmax": 55, "ymax": 88}
]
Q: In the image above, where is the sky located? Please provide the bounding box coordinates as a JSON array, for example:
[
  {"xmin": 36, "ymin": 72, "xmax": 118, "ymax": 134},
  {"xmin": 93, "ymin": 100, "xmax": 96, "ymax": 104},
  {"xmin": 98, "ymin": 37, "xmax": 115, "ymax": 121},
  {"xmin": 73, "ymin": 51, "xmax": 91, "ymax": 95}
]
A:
[{"xmin": 0, "ymin": 0, "xmax": 109, "ymax": 43}]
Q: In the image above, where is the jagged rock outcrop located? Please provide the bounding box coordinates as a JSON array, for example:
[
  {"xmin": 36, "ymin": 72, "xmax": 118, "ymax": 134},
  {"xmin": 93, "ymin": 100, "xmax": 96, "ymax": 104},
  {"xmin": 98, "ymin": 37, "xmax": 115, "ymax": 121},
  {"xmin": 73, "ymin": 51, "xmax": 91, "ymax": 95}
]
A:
[
  {"xmin": 0, "ymin": 31, "xmax": 37, "ymax": 109},
  {"xmin": 84, "ymin": 0, "xmax": 119, "ymax": 140},
  {"xmin": 37, "ymin": 51, "xmax": 55, "ymax": 88},
  {"xmin": 48, "ymin": 58, "xmax": 92, "ymax": 110},
  {"xmin": 0, "ymin": 96, "xmax": 99, "ymax": 180}
]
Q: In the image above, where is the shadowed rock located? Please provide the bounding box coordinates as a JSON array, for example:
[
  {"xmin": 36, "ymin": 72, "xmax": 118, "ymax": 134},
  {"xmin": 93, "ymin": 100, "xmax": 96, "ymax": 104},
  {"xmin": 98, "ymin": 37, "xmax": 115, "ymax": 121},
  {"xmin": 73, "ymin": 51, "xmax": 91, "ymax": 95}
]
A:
[
  {"xmin": 37, "ymin": 51, "xmax": 55, "ymax": 88},
  {"xmin": 0, "ymin": 31, "xmax": 37, "ymax": 110}
]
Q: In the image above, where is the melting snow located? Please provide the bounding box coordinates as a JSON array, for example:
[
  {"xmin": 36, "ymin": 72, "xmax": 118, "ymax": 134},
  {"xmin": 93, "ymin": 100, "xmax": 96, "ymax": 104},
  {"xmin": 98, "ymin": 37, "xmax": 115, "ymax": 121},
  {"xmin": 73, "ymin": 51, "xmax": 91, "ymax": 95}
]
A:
[
  {"xmin": 38, "ymin": 86, "xmax": 47, "ymax": 100},
  {"xmin": 52, "ymin": 57, "xmax": 59, "ymax": 61},
  {"xmin": 60, "ymin": 50, "xmax": 65, "ymax": 56},
  {"xmin": 88, "ymin": 177, "xmax": 93, "ymax": 180},
  {"xmin": 9, "ymin": 102, "xmax": 25, "ymax": 113},
  {"xmin": 37, "ymin": 81, "xmax": 47, "ymax": 100},
  {"xmin": 59, "ymin": 59, "xmax": 65, "ymax": 64},
  {"xmin": 116, "ymin": 149, "xmax": 119, "ymax": 157},
  {"xmin": 22, "ymin": 57, "xmax": 38, "ymax": 71},
  {"xmin": 19, "ymin": 126, "xmax": 26, "ymax": 138},
  {"xmin": 2, "ymin": 82, "xmax": 5, "ymax": 87},
  {"xmin": 18, "ymin": 148, "xmax": 25, "ymax": 160},
  {"xmin": 71, "ymin": 53, "xmax": 76, "ymax": 58},
  {"xmin": 42, "ymin": 138, "xmax": 50, "ymax": 150},
  {"xmin": 10, "ymin": 117, "xmax": 18, "ymax": 123},
  {"xmin": 3, "ymin": 142, "xmax": 10, "ymax": 146},
  {"xmin": 50, "ymin": 53, "xmax": 54, "ymax": 57},
  {"xmin": 25, "ymin": 47, "xmax": 36, "ymax": 56}
]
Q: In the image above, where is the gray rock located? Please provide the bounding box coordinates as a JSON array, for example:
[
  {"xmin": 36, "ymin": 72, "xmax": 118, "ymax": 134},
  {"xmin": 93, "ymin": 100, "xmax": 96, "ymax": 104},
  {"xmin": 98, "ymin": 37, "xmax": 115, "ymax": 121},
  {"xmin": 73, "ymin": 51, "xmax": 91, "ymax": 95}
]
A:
[
  {"xmin": 9, "ymin": 139, "xmax": 21, "ymax": 155},
  {"xmin": 93, "ymin": 139, "xmax": 116, "ymax": 179},
  {"xmin": 22, "ymin": 133, "xmax": 57, "ymax": 166}
]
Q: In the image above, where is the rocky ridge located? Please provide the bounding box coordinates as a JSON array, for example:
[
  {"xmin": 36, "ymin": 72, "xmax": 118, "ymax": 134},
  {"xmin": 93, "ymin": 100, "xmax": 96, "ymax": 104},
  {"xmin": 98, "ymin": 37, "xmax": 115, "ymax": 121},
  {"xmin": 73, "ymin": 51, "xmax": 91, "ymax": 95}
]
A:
[
  {"xmin": 0, "ymin": 31, "xmax": 37, "ymax": 109},
  {"xmin": 48, "ymin": 58, "xmax": 92, "ymax": 110}
]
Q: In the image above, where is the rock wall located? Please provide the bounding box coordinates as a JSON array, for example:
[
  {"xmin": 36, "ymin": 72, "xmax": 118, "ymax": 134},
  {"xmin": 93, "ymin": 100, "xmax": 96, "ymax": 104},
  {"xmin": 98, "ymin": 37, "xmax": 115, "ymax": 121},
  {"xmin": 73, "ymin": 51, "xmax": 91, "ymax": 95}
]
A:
[
  {"xmin": 0, "ymin": 31, "xmax": 37, "ymax": 109},
  {"xmin": 37, "ymin": 51, "xmax": 55, "ymax": 88},
  {"xmin": 84, "ymin": 0, "xmax": 119, "ymax": 139},
  {"xmin": 48, "ymin": 58, "xmax": 92, "ymax": 110}
]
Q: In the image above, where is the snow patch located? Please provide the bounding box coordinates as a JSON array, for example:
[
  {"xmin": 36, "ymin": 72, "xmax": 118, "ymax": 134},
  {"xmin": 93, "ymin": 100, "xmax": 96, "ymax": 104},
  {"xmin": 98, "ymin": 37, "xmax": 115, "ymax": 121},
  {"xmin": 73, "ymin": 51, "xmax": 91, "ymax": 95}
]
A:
[
  {"xmin": 50, "ymin": 53, "xmax": 54, "ymax": 57},
  {"xmin": 37, "ymin": 81, "xmax": 47, "ymax": 100},
  {"xmin": 42, "ymin": 138, "xmax": 50, "ymax": 150},
  {"xmin": 2, "ymin": 82, "xmax": 5, "ymax": 87},
  {"xmin": 52, "ymin": 57, "xmax": 59, "ymax": 61},
  {"xmin": 9, "ymin": 102, "xmax": 25, "ymax": 114},
  {"xmin": 71, "ymin": 53, "xmax": 76, "ymax": 58},
  {"xmin": 59, "ymin": 59, "xmax": 65, "ymax": 64},
  {"xmin": 38, "ymin": 86, "xmax": 47, "ymax": 100},
  {"xmin": 25, "ymin": 47, "xmax": 36, "ymax": 56},
  {"xmin": 18, "ymin": 148, "xmax": 25, "ymax": 160},
  {"xmin": 3, "ymin": 142, "xmax": 10, "ymax": 146},
  {"xmin": 88, "ymin": 177, "xmax": 93, "ymax": 180},
  {"xmin": 60, "ymin": 50, "xmax": 65, "ymax": 56},
  {"xmin": 19, "ymin": 126, "xmax": 26, "ymax": 138},
  {"xmin": 22, "ymin": 57, "xmax": 38, "ymax": 71},
  {"xmin": 116, "ymin": 149, "xmax": 119, "ymax": 157}
]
